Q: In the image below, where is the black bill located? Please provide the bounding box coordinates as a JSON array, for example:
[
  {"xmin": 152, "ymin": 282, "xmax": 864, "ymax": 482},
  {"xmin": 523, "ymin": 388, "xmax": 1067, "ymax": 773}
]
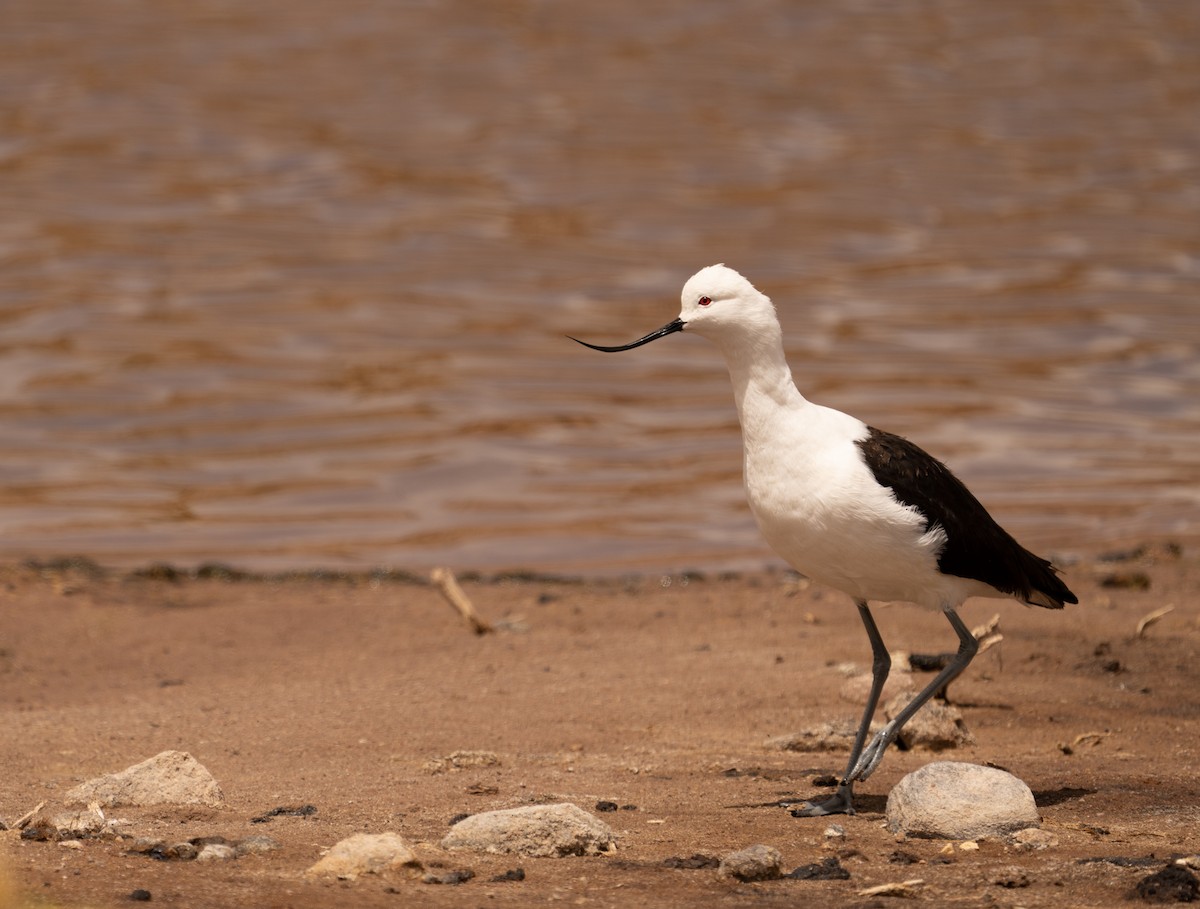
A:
[{"xmin": 568, "ymin": 317, "xmax": 685, "ymax": 352}]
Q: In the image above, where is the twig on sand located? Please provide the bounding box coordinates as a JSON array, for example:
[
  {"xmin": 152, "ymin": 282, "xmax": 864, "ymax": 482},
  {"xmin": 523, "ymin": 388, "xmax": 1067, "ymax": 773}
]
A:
[
  {"xmin": 1136, "ymin": 605, "xmax": 1174, "ymax": 638},
  {"xmin": 858, "ymin": 878, "xmax": 924, "ymax": 898},
  {"xmin": 431, "ymin": 567, "xmax": 493, "ymax": 635},
  {"xmin": 14, "ymin": 801, "xmax": 46, "ymax": 830}
]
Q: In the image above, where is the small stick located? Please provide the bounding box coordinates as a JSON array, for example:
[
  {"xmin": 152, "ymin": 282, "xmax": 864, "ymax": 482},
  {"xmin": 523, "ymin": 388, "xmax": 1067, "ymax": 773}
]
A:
[
  {"xmin": 858, "ymin": 879, "xmax": 924, "ymax": 898},
  {"xmin": 1136, "ymin": 605, "xmax": 1174, "ymax": 638},
  {"xmin": 431, "ymin": 568, "xmax": 493, "ymax": 635},
  {"xmin": 14, "ymin": 801, "xmax": 46, "ymax": 829}
]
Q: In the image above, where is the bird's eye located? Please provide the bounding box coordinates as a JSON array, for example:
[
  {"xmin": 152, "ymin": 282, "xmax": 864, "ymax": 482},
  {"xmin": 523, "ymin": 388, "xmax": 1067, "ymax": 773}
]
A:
[{"xmin": 698, "ymin": 296, "xmax": 712, "ymax": 306}]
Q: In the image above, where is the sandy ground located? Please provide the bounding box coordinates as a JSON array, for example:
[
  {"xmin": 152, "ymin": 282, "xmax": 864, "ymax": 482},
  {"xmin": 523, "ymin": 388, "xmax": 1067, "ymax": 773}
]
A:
[{"xmin": 1, "ymin": 545, "xmax": 1197, "ymax": 908}]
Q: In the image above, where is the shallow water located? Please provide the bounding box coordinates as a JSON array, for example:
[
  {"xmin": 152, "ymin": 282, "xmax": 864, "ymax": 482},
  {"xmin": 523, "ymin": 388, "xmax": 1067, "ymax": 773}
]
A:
[{"xmin": 0, "ymin": 1, "xmax": 1197, "ymax": 574}]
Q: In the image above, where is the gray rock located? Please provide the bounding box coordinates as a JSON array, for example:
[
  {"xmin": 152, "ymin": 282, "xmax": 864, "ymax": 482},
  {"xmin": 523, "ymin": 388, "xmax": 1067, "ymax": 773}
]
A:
[
  {"xmin": 305, "ymin": 832, "xmax": 422, "ymax": 880},
  {"xmin": 886, "ymin": 762, "xmax": 1039, "ymax": 840},
  {"xmin": 765, "ymin": 720, "xmax": 881, "ymax": 753},
  {"xmin": 196, "ymin": 843, "xmax": 237, "ymax": 862},
  {"xmin": 235, "ymin": 835, "xmax": 282, "ymax": 856},
  {"xmin": 65, "ymin": 751, "xmax": 225, "ymax": 808},
  {"xmin": 440, "ymin": 803, "xmax": 615, "ymax": 857},
  {"xmin": 883, "ymin": 694, "xmax": 973, "ymax": 751},
  {"xmin": 718, "ymin": 844, "xmax": 783, "ymax": 882}
]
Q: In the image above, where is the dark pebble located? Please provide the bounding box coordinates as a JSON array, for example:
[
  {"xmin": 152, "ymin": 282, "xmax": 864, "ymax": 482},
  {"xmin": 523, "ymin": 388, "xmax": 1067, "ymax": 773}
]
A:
[
  {"xmin": 786, "ymin": 856, "xmax": 850, "ymax": 881},
  {"xmin": 129, "ymin": 890, "xmax": 152, "ymax": 902},
  {"xmin": 663, "ymin": 854, "xmax": 720, "ymax": 870},
  {"xmin": 20, "ymin": 824, "xmax": 58, "ymax": 842},
  {"xmin": 889, "ymin": 850, "xmax": 921, "ymax": 865},
  {"xmin": 1134, "ymin": 864, "xmax": 1199, "ymax": 902},
  {"xmin": 489, "ymin": 868, "xmax": 526, "ymax": 882},
  {"xmin": 594, "ymin": 801, "xmax": 618, "ymax": 812},
  {"xmin": 423, "ymin": 869, "xmax": 474, "ymax": 885},
  {"xmin": 994, "ymin": 871, "xmax": 1031, "ymax": 889},
  {"xmin": 1078, "ymin": 856, "xmax": 1165, "ymax": 868},
  {"xmin": 250, "ymin": 804, "xmax": 317, "ymax": 823},
  {"xmin": 908, "ymin": 652, "xmax": 954, "ymax": 672},
  {"xmin": 1100, "ymin": 571, "xmax": 1151, "ymax": 590}
]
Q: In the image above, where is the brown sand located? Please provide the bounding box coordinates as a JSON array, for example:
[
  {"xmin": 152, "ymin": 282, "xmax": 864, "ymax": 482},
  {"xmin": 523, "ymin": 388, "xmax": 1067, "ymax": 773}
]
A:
[{"xmin": 1, "ymin": 546, "xmax": 1197, "ymax": 907}]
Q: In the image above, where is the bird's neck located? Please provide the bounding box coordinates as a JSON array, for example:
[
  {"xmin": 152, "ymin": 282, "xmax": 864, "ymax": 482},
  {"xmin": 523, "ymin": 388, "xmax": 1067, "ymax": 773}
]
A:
[{"xmin": 716, "ymin": 328, "xmax": 809, "ymax": 435}]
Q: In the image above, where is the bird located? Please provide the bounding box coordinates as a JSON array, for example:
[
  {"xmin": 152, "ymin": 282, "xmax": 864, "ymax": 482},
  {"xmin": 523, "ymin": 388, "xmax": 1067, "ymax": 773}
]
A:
[{"xmin": 571, "ymin": 263, "xmax": 1077, "ymax": 817}]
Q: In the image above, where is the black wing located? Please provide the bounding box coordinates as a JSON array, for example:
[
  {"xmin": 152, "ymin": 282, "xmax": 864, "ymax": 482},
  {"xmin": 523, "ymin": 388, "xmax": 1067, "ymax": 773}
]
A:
[{"xmin": 856, "ymin": 427, "xmax": 1076, "ymax": 608}]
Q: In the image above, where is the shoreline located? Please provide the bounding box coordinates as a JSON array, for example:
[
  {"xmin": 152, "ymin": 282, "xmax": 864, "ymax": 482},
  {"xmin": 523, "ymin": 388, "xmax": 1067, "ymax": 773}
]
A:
[{"xmin": 1, "ymin": 542, "xmax": 1195, "ymax": 908}]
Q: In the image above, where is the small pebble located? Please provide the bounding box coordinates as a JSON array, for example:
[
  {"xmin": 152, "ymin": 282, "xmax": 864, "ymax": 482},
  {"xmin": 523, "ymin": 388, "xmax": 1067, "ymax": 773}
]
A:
[
  {"xmin": 719, "ymin": 844, "xmax": 783, "ymax": 882},
  {"xmin": 423, "ymin": 869, "xmax": 474, "ymax": 885},
  {"xmin": 1009, "ymin": 827, "xmax": 1058, "ymax": 851},
  {"xmin": 787, "ymin": 856, "xmax": 850, "ymax": 881},
  {"xmin": 489, "ymin": 868, "xmax": 526, "ymax": 882},
  {"xmin": 196, "ymin": 843, "xmax": 237, "ymax": 862},
  {"xmin": 663, "ymin": 854, "xmax": 720, "ymax": 870},
  {"xmin": 128, "ymin": 890, "xmax": 152, "ymax": 902}
]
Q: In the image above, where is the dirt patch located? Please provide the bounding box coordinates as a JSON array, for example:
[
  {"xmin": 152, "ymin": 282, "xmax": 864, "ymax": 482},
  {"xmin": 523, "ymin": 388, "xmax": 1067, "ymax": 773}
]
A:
[{"xmin": 1, "ymin": 547, "xmax": 1197, "ymax": 907}]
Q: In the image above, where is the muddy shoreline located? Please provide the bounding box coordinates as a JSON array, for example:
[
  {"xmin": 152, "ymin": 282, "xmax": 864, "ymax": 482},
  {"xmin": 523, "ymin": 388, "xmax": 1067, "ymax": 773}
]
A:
[{"xmin": 1, "ymin": 544, "xmax": 1196, "ymax": 907}]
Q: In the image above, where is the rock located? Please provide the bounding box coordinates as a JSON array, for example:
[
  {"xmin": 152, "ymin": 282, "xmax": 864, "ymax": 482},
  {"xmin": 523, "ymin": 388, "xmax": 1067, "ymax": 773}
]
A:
[
  {"xmin": 305, "ymin": 832, "xmax": 423, "ymax": 880},
  {"xmin": 196, "ymin": 843, "xmax": 237, "ymax": 862},
  {"xmin": 787, "ymin": 856, "xmax": 850, "ymax": 880},
  {"xmin": 235, "ymin": 835, "xmax": 282, "ymax": 856},
  {"xmin": 51, "ymin": 803, "xmax": 121, "ymax": 839},
  {"xmin": 886, "ymin": 762, "xmax": 1039, "ymax": 840},
  {"xmin": 1135, "ymin": 864, "xmax": 1199, "ymax": 902},
  {"xmin": 422, "ymin": 869, "xmax": 474, "ymax": 885},
  {"xmin": 765, "ymin": 720, "xmax": 880, "ymax": 753},
  {"xmin": 663, "ymin": 854, "xmax": 720, "ymax": 869},
  {"xmin": 838, "ymin": 672, "xmax": 913, "ymax": 706},
  {"xmin": 21, "ymin": 803, "xmax": 124, "ymax": 841},
  {"xmin": 137, "ymin": 841, "xmax": 198, "ymax": 861},
  {"xmin": 1009, "ymin": 827, "xmax": 1058, "ymax": 851},
  {"xmin": 250, "ymin": 804, "xmax": 317, "ymax": 823},
  {"xmin": 423, "ymin": 751, "xmax": 501, "ymax": 774},
  {"xmin": 718, "ymin": 844, "xmax": 783, "ymax": 882},
  {"xmin": 65, "ymin": 751, "xmax": 224, "ymax": 809},
  {"xmin": 883, "ymin": 693, "xmax": 973, "ymax": 751},
  {"xmin": 440, "ymin": 803, "xmax": 615, "ymax": 857},
  {"xmin": 489, "ymin": 868, "xmax": 526, "ymax": 882}
]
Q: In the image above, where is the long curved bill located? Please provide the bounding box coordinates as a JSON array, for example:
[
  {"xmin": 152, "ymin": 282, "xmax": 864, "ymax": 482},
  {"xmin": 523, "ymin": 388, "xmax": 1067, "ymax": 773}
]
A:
[{"xmin": 568, "ymin": 317, "xmax": 685, "ymax": 352}]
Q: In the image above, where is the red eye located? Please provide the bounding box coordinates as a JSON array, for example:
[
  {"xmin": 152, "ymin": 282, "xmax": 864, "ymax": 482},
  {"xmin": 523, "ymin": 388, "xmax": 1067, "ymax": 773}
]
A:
[{"xmin": 698, "ymin": 296, "xmax": 712, "ymax": 306}]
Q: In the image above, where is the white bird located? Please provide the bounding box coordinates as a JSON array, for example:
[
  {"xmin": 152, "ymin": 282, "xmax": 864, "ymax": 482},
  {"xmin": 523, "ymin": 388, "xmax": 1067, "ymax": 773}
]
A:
[{"xmin": 572, "ymin": 263, "xmax": 1077, "ymax": 817}]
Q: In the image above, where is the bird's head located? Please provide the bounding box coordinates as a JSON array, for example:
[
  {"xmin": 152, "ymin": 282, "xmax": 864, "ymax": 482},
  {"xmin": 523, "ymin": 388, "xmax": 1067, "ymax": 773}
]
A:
[{"xmin": 570, "ymin": 264, "xmax": 779, "ymax": 354}]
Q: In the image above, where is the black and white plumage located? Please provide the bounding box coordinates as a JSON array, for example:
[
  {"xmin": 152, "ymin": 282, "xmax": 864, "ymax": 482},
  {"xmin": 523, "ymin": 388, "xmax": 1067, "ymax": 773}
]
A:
[{"xmin": 572, "ymin": 264, "xmax": 1077, "ymax": 817}]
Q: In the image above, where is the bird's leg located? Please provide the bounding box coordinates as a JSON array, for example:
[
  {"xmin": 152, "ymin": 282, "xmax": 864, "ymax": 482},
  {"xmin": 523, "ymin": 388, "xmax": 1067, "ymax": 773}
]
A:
[
  {"xmin": 848, "ymin": 608, "xmax": 978, "ymax": 783},
  {"xmin": 792, "ymin": 601, "xmax": 889, "ymax": 818}
]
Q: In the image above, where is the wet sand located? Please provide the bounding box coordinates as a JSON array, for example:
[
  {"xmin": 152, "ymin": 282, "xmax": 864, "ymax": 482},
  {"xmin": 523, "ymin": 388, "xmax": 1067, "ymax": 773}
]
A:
[{"xmin": 2, "ymin": 546, "xmax": 1196, "ymax": 907}]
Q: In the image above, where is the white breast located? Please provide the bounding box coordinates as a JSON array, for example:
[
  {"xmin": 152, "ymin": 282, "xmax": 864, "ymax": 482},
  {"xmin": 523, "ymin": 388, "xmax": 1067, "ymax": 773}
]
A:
[{"xmin": 741, "ymin": 402, "xmax": 953, "ymax": 607}]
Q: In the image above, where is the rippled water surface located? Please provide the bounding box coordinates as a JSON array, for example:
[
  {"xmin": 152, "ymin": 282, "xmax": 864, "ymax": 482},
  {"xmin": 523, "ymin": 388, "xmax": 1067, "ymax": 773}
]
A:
[{"xmin": 1, "ymin": 1, "xmax": 1197, "ymax": 574}]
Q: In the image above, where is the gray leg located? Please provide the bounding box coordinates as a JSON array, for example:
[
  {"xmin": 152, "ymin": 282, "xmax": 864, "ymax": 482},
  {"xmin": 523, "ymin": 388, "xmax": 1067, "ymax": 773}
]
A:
[
  {"xmin": 847, "ymin": 608, "xmax": 978, "ymax": 783},
  {"xmin": 792, "ymin": 600, "xmax": 890, "ymax": 817}
]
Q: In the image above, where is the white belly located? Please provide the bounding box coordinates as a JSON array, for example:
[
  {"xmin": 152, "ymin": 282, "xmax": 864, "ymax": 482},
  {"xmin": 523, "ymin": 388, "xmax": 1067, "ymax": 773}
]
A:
[{"xmin": 741, "ymin": 407, "xmax": 957, "ymax": 608}]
